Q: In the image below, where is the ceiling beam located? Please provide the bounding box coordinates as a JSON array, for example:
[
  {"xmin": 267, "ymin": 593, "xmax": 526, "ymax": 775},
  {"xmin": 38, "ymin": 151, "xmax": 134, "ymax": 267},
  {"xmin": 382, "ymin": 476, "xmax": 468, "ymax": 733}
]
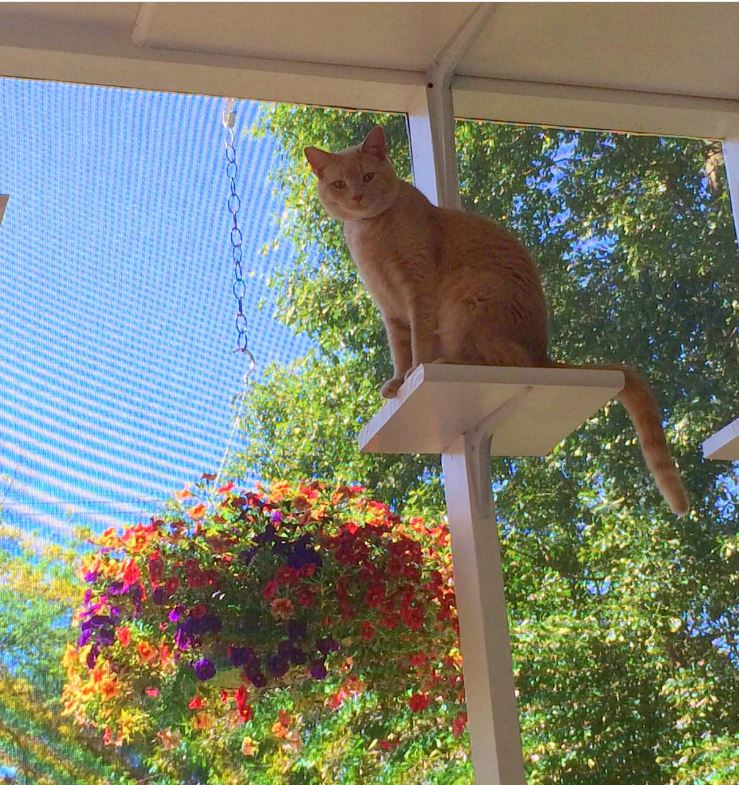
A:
[{"xmin": 0, "ymin": 9, "xmax": 736, "ymax": 140}]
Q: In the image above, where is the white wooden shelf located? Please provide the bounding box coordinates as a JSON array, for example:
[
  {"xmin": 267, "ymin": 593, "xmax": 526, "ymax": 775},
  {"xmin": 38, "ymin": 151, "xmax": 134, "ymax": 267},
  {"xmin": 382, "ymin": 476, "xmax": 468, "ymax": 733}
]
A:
[
  {"xmin": 359, "ymin": 363, "xmax": 625, "ymax": 457},
  {"xmin": 702, "ymin": 417, "xmax": 739, "ymax": 460},
  {"xmin": 358, "ymin": 362, "xmax": 624, "ymax": 785}
]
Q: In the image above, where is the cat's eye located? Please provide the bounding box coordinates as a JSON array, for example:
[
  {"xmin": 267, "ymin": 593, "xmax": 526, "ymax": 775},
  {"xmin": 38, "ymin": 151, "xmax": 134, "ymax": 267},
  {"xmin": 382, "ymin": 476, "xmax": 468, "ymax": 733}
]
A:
[
  {"xmin": 331, "ymin": 179, "xmax": 346, "ymax": 189},
  {"xmin": 363, "ymin": 173, "xmax": 376, "ymax": 183}
]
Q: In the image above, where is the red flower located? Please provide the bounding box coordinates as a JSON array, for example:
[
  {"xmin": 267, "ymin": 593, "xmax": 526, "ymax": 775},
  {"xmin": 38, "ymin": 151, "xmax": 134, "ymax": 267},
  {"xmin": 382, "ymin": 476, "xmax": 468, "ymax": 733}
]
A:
[
  {"xmin": 116, "ymin": 626, "xmax": 131, "ymax": 647},
  {"xmin": 360, "ymin": 621, "xmax": 375, "ymax": 641},
  {"xmin": 408, "ymin": 693, "xmax": 431, "ymax": 712},
  {"xmin": 188, "ymin": 696, "xmax": 206, "ymax": 710},
  {"xmin": 365, "ymin": 583, "xmax": 385, "ymax": 608},
  {"xmin": 121, "ymin": 559, "xmax": 140, "ymax": 588},
  {"xmin": 296, "ymin": 586, "xmax": 315, "ymax": 607},
  {"xmin": 452, "ymin": 711, "xmax": 468, "ymax": 737},
  {"xmin": 148, "ymin": 553, "xmax": 164, "ymax": 585},
  {"xmin": 190, "ymin": 603, "xmax": 208, "ymax": 619},
  {"xmin": 262, "ymin": 580, "xmax": 278, "ymax": 601},
  {"xmin": 400, "ymin": 603, "xmax": 424, "ymax": 631},
  {"xmin": 409, "ymin": 652, "xmax": 427, "ymax": 668},
  {"xmin": 275, "ymin": 566, "xmax": 299, "ymax": 586},
  {"xmin": 164, "ymin": 576, "xmax": 179, "ymax": 595}
]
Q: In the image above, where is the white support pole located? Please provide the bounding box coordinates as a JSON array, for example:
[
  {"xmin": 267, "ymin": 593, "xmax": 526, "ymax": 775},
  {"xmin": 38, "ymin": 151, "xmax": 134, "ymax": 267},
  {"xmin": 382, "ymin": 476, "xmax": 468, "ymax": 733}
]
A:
[
  {"xmin": 441, "ymin": 404, "xmax": 527, "ymax": 785},
  {"xmin": 406, "ymin": 3, "xmax": 495, "ymax": 208},
  {"xmin": 722, "ymin": 138, "xmax": 739, "ymax": 247}
]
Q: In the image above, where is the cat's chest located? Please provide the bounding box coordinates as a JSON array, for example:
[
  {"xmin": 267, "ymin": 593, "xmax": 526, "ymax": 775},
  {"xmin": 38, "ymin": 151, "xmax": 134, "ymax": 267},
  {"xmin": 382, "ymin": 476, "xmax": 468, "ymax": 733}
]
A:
[{"xmin": 343, "ymin": 221, "xmax": 413, "ymax": 314}]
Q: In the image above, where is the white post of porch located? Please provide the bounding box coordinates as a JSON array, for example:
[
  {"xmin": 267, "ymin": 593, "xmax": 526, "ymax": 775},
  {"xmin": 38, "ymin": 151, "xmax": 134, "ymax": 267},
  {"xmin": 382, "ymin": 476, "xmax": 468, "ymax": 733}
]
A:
[{"xmin": 402, "ymin": 6, "xmax": 528, "ymax": 782}]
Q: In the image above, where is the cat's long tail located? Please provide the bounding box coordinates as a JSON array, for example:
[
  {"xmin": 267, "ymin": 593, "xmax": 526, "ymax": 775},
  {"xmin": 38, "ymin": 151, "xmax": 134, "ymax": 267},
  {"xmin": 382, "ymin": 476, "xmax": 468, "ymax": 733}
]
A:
[{"xmin": 546, "ymin": 360, "xmax": 689, "ymax": 516}]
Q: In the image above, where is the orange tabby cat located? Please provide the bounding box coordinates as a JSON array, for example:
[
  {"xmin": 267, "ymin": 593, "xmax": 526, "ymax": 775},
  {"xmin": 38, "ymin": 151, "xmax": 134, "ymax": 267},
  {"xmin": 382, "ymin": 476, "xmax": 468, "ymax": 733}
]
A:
[{"xmin": 305, "ymin": 127, "xmax": 689, "ymax": 515}]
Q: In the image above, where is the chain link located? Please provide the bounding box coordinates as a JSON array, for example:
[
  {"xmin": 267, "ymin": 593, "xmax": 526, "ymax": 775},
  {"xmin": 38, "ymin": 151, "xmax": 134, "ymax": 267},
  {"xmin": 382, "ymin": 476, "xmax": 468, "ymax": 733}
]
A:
[
  {"xmin": 214, "ymin": 100, "xmax": 256, "ymax": 489},
  {"xmin": 223, "ymin": 106, "xmax": 255, "ymax": 366}
]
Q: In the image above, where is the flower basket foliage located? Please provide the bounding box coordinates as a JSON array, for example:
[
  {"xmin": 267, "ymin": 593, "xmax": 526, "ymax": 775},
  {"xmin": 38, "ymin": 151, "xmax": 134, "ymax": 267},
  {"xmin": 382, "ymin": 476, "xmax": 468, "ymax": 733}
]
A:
[{"xmin": 62, "ymin": 478, "xmax": 468, "ymax": 753}]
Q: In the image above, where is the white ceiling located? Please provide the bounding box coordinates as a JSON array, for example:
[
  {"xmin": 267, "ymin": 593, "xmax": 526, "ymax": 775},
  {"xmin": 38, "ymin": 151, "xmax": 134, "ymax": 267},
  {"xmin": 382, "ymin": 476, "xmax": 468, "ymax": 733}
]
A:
[{"xmin": 0, "ymin": 2, "xmax": 737, "ymax": 138}]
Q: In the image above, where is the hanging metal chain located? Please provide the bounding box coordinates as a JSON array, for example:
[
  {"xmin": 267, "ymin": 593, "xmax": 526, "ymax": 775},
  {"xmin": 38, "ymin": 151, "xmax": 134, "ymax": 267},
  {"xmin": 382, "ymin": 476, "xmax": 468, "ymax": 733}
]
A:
[
  {"xmin": 223, "ymin": 100, "xmax": 255, "ymax": 365},
  {"xmin": 214, "ymin": 99, "xmax": 256, "ymax": 488}
]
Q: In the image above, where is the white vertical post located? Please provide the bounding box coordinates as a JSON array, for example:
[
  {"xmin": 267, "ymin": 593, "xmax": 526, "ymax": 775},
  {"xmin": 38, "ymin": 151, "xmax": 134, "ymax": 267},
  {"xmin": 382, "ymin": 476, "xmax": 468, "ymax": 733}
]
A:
[
  {"xmin": 441, "ymin": 406, "xmax": 527, "ymax": 785},
  {"xmin": 722, "ymin": 138, "xmax": 739, "ymax": 246},
  {"xmin": 406, "ymin": 3, "xmax": 495, "ymax": 209},
  {"xmin": 404, "ymin": 5, "xmax": 526, "ymax": 783}
]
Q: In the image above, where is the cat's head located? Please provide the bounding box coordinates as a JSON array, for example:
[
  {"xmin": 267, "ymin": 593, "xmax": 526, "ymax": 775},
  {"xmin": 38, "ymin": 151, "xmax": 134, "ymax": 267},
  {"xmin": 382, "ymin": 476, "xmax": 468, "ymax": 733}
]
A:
[{"xmin": 304, "ymin": 127, "xmax": 400, "ymax": 220}]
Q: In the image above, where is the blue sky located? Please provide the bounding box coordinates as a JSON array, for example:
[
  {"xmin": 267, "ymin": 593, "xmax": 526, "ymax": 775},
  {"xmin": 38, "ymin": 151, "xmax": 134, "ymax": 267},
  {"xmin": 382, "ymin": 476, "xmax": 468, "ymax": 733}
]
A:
[{"xmin": 0, "ymin": 78, "xmax": 311, "ymax": 545}]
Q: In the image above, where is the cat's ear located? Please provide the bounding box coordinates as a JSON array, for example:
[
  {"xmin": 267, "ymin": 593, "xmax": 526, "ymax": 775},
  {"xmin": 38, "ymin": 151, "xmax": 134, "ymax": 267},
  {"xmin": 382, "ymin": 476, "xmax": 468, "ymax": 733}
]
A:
[
  {"xmin": 361, "ymin": 127, "xmax": 386, "ymax": 161},
  {"xmin": 304, "ymin": 146, "xmax": 332, "ymax": 177}
]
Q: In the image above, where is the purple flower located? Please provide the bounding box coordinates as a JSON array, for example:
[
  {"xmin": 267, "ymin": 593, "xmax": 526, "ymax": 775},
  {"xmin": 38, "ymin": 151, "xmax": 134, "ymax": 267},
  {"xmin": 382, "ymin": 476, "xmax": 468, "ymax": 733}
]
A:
[
  {"xmin": 168, "ymin": 605, "xmax": 185, "ymax": 623},
  {"xmin": 174, "ymin": 627, "xmax": 193, "ymax": 651},
  {"xmin": 255, "ymin": 524, "xmax": 277, "ymax": 544},
  {"xmin": 316, "ymin": 636, "xmax": 340, "ymax": 655},
  {"xmin": 152, "ymin": 587, "xmax": 165, "ymax": 605},
  {"xmin": 309, "ymin": 660, "xmax": 327, "ymax": 680},
  {"xmin": 86, "ymin": 645, "xmax": 99, "ymax": 669},
  {"xmin": 247, "ymin": 670, "xmax": 266, "ymax": 688},
  {"xmin": 82, "ymin": 589, "xmax": 93, "ymax": 605},
  {"xmin": 286, "ymin": 620, "xmax": 307, "ymax": 640},
  {"xmin": 193, "ymin": 657, "xmax": 216, "ymax": 681},
  {"xmin": 107, "ymin": 581, "xmax": 127, "ymax": 596},
  {"xmin": 97, "ymin": 627, "xmax": 115, "ymax": 647},
  {"xmin": 267, "ymin": 654, "xmax": 289, "ymax": 678},
  {"xmin": 239, "ymin": 547, "xmax": 257, "ymax": 565},
  {"xmin": 77, "ymin": 628, "xmax": 94, "ymax": 647},
  {"xmin": 228, "ymin": 646, "xmax": 256, "ymax": 667},
  {"xmin": 271, "ymin": 510, "xmax": 283, "ymax": 524}
]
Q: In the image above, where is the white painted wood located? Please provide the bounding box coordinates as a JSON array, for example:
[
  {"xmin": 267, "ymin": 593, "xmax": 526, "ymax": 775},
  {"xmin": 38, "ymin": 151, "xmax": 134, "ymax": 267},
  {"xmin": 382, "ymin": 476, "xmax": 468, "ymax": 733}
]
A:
[
  {"xmin": 723, "ymin": 139, "xmax": 739, "ymax": 249},
  {"xmin": 359, "ymin": 364, "xmax": 624, "ymax": 457},
  {"xmin": 0, "ymin": 4, "xmax": 736, "ymax": 140},
  {"xmin": 454, "ymin": 77, "xmax": 739, "ymax": 141},
  {"xmin": 442, "ymin": 430, "xmax": 525, "ymax": 785},
  {"xmin": 702, "ymin": 417, "xmax": 739, "ymax": 461},
  {"xmin": 408, "ymin": 4, "xmax": 494, "ymax": 208},
  {"xmin": 0, "ymin": 195, "xmax": 8, "ymax": 226}
]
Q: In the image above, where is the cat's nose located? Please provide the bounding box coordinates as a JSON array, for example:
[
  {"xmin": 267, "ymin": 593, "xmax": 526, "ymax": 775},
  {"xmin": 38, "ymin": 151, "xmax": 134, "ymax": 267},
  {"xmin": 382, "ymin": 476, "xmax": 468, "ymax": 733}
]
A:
[{"xmin": 351, "ymin": 194, "xmax": 364, "ymax": 204}]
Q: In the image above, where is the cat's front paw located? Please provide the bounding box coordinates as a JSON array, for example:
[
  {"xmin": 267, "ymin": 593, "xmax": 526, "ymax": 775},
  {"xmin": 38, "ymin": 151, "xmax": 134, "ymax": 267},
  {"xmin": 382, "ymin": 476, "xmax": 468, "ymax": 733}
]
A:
[{"xmin": 381, "ymin": 377, "xmax": 404, "ymax": 398}]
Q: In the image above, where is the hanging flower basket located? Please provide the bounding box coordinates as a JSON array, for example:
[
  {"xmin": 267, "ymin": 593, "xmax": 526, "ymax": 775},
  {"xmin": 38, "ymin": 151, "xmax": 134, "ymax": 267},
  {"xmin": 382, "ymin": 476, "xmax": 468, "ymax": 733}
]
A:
[{"xmin": 62, "ymin": 478, "xmax": 467, "ymax": 747}]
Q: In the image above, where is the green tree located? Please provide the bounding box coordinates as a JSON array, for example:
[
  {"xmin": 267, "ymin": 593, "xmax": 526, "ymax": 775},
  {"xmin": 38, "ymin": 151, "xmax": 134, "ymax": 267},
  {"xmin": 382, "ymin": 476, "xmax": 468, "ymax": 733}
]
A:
[{"xmin": 233, "ymin": 104, "xmax": 738, "ymax": 783}]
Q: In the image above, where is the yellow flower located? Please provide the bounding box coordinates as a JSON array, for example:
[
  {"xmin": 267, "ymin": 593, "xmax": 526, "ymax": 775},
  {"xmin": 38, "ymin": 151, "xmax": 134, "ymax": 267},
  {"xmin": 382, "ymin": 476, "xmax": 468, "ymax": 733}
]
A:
[{"xmin": 240, "ymin": 736, "xmax": 258, "ymax": 756}]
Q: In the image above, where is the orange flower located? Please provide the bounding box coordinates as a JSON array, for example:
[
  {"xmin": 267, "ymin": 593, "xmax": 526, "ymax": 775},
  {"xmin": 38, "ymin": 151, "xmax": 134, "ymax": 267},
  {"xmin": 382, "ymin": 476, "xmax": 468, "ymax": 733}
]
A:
[
  {"xmin": 189, "ymin": 502, "xmax": 207, "ymax": 520},
  {"xmin": 99, "ymin": 678, "xmax": 120, "ymax": 701},
  {"xmin": 271, "ymin": 720, "xmax": 289, "ymax": 738},
  {"xmin": 175, "ymin": 487, "xmax": 194, "ymax": 502},
  {"xmin": 137, "ymin": 641, "xmax": 157, "ymax": 663},
  {"xmin": 192, "ymin": 712, "xmax": 212, "ymax": 730},
  {"xmin": 270, "ymin": 597, "xmax": 294, "ymax": 620},
  {"xmin": 240, "ymin": 736, "xmax": 258, "ymax": 756}
]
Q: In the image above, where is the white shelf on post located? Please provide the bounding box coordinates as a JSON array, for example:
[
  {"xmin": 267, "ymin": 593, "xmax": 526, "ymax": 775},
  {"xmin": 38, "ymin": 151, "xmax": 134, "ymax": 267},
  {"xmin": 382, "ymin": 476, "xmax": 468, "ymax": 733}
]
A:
[
  {"xmin": 702, "ymin": 417, "xmax": 739, "ymax": 461},
  {"xmin": 359, "ymin": 363, "xmax": 624, "ymax": 785}
]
